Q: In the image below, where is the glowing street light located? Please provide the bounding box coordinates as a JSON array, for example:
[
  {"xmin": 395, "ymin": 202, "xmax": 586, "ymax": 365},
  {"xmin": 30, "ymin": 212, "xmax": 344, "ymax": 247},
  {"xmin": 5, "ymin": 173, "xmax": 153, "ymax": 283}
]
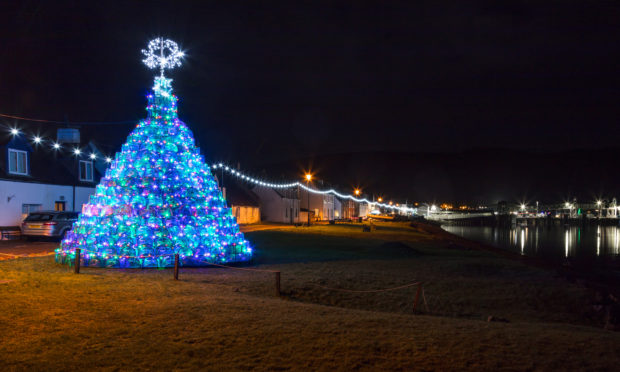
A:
[
  {"xmin": 304, "ymin": 173, "xmax": 313, "ymax": 226},
  {"xmin": 354, "ymin": 189, "xmax": 360, "ymax": 196},
  {"xmin": 520, "ymin": 204, "xmax": 526, "ymax": 211},
  {"xmin": 377, "ymin": 197, "xmax": 383, "ymax": 202}
]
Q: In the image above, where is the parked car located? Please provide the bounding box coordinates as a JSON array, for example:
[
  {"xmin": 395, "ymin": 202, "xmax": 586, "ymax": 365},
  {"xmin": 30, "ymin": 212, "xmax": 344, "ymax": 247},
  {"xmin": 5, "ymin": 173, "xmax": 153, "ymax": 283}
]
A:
[{"xmin": 21, "ymin": 211, "xmax": 79, "ymax": 240}]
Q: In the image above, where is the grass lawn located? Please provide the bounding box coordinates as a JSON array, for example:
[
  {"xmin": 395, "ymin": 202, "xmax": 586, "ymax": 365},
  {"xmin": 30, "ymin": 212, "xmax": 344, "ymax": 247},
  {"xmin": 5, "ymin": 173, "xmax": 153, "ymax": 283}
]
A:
[{"xmin": 0, "ymin": 222, "xmax": 618, "ymax": 370}]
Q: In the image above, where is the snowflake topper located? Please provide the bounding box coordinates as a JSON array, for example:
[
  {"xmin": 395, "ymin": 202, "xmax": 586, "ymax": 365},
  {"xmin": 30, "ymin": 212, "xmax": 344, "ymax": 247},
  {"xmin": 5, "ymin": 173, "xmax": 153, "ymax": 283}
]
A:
[{"xmin": 142, "ymin": 38, "xmax": 184, "ymax": 78}]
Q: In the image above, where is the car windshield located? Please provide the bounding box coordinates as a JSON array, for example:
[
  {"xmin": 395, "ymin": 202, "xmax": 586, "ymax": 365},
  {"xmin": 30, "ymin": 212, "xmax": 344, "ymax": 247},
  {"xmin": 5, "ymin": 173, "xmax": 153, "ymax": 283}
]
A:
[{"xmin": 24, "ymin": 213, "xmax": 55, "ymax": 221}]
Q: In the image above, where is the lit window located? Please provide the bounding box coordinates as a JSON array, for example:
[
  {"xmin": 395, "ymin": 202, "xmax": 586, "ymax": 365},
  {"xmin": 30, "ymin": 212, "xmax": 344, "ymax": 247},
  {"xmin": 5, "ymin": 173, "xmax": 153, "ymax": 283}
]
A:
[
  {"xmin": 79, "ymin": 160, "xmax": 93, "ymax": 181},
  {"xmin": 8, "ymin": 149, "xmax": 28, "ymax": 175}
]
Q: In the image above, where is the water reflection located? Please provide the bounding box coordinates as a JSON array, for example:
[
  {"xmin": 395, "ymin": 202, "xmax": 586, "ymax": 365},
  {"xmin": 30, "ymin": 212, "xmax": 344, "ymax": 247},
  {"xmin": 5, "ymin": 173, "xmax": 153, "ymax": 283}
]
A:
[{"xmin": 443, "ymin": 224, "xmax": 620, "ymax": 265}]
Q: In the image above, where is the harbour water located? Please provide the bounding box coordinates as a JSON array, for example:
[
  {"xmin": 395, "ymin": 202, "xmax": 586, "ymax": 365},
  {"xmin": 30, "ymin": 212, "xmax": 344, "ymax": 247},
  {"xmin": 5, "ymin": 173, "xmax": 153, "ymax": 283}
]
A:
[{"xmin": 442, "ymin": 224, "xmax": 620, "ymax": 268}]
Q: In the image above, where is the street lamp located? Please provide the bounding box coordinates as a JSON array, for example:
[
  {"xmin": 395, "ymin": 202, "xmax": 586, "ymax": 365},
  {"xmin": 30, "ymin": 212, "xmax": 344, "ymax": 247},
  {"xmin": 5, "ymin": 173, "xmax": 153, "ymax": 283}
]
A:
[
  {"xmin": 354, "ymin": 189, "xmax": 360, "ymax": 197},
  {"xmin": 377, "ymin": 197, "xmax": 383, "ymax": 203},
  {"xmin": 597, "ymin": 200, "xmax": 602, "ymax": 218},
  {"xmin": 305, "ymin": 173, "xmax": 312, "ymax": 226}
]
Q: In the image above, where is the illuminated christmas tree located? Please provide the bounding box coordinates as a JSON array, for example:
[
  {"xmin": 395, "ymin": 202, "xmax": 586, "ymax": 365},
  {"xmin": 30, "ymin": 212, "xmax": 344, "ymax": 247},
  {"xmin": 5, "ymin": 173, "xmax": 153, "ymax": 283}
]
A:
[{"xmin": 56, "ymin": 38, "xmax": 252, "ymax": 268}]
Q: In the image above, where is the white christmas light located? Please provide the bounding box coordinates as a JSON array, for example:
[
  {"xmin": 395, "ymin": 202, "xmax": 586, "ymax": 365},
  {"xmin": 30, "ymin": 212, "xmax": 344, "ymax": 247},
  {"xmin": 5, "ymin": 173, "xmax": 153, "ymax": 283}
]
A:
[
  {"xmin": 90, "ymin": 153, "xmax": 97, "ymax": 160},
  {"xmin": 33, "ymin": 136, "xmax": 42, "ymax": 144},
  {"xmin": 214, "ymin": 163, "xmax": 417, "ymax": 213},
  {"xmin": 10, "ymin": 128, "xmax": 19, "ymax": 135},
  {"xmin": 73, "ymin": 148, "xmax": 81, "ymax": 155},
  {"xmin": 52, "ymin": 143, "xmax": 61, "ymax": 150},
  {"xmin": 142, "ymin": 38, "xmax": 184, "ymax": 78},
  {"xmin": 105, "ymin": 157, "xmax": 112, "ymax": 163}
]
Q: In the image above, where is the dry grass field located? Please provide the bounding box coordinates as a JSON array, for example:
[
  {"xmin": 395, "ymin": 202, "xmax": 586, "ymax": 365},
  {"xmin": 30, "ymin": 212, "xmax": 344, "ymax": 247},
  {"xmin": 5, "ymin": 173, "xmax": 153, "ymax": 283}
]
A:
[{"xmin": 0, "ymin": 222, "xmax": 618, "ymax": 371}]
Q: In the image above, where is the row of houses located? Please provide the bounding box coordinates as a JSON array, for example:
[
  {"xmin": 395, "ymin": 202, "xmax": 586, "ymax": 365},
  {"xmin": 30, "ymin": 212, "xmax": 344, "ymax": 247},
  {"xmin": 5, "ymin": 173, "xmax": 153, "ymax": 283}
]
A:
[
  {"xmin": 0, "ymin": 127, "xmax": 371, "ymax": 229},
  {"xmin": 226, "ymin": 179, "xmax": 371, "ymax": 225}
]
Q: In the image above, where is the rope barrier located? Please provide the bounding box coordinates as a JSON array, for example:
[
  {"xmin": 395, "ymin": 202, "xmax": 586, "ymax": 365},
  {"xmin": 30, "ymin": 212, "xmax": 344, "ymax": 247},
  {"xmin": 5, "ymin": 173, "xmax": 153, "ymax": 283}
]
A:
[
  {"xmin": 202, "ymin": 261, "xmax": 279, "ymax": 273},
  {"xmin": 308, "ymin": 281, "xmax": 421, "ymax": 293}
]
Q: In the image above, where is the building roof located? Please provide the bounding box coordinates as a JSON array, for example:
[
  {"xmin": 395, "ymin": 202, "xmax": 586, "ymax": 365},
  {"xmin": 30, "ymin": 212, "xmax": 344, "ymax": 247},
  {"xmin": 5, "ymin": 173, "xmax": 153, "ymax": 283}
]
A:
[
  {"xmin": 224, "ymin": 179, "xmax": 260, "ymax": 207},
  {"xmin": 0, "ymin": 129, "xmax": 104, "ymax": 186}
]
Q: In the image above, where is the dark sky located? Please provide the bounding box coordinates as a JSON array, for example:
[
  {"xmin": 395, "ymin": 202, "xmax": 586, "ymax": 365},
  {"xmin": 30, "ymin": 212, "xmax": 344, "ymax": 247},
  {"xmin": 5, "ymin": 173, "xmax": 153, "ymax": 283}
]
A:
[{"xmin": 1, "ymin": 1, "xmax": 620, "ymax": 202}]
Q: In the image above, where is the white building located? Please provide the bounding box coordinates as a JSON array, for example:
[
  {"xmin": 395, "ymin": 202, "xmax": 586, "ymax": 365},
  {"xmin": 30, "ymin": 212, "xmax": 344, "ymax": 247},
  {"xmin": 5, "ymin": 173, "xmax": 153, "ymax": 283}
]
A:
[
  {"xmin": 251, "ymin": 186, "xmax": 300, "ymax": 224},
  {"xmin": 221, "ymin": 181, "xmax": 261, "ymax": 225},
  {"xmin": 1, "ymin": 128, "xmax": 102, "ymax": 229},
  {"xmin": 300, "ymin": 189, "xmax": 335, "ymax": 221}
]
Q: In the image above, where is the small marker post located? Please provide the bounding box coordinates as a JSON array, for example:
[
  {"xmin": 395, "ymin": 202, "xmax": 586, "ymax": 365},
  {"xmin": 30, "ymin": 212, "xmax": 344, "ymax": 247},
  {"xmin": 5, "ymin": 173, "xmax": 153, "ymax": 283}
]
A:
[
  {"xmin": 275, "ymin": 271, "xmax": 281, "ymax": 296},
  {"xmin": 174, "ymin": 254, "xmax": 179, "ymax": 280},
  {"xmin": 413, "ymin": 283, "xmax": 422, "ymax": 313},
  {"xmin": 74, "ymin": 249, "xmax": 81, "ymax": 274}
]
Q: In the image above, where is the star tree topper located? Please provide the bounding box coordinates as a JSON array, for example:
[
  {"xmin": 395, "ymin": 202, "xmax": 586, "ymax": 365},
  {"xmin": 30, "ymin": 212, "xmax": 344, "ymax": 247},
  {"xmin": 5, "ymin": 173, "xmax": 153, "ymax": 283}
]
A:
[{"xmin": 142, "ymin": 38, "xmax": 185, "ymax": 78}]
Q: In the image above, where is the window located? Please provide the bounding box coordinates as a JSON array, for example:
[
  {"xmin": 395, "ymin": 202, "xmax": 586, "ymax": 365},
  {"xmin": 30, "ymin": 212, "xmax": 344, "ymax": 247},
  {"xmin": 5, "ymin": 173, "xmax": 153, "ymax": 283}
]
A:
[
  {"xmin": 8, "ymin": 149, "xmax": 28, "ymax": 175},
  {"xmin": 79, "ymin": 160, "xmax": 93, "ymax": 181},
  {"xmin": 22, "ymin": 204, "xmax": 42, "ymax": 215},
  {"xmin": 55, "ymin": 201, "xmax": 66, "ymax": 211}
]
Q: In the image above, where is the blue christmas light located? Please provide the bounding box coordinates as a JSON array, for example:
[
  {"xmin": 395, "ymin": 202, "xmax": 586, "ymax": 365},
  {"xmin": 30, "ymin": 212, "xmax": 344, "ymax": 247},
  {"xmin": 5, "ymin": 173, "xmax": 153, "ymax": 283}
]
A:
[{"xmin": 56, "ymin": 39, "xmax": 251, "ymax": 268}]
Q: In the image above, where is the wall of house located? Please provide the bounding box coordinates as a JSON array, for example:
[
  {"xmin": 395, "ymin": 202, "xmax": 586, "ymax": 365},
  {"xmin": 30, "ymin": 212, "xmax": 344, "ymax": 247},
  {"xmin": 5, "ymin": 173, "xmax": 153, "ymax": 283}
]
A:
[
  {"xmin": 231, "ymin": 205, "xmax": 260, "ymax": 224},
  {"xmin": 358, "ymin": 202, "xmax": 370, "ymax": 217},
  {"xmin": 0, "ymin": 179, "xmax": 95, "ymax": 226},
  {"xmin": 334, "ymin": 198, "xmax": 342, "ymax": 219},
  {"xmin": 300, "ymin": 192, "xmax": 334, "ymax": 221},
  {"xmin": 252, "ymin": 186, "xmax": 300, "ymax": 224}
]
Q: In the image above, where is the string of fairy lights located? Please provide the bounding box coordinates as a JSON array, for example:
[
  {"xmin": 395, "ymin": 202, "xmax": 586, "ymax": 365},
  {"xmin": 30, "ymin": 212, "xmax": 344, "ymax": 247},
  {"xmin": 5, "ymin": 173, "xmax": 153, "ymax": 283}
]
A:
[{"xmin": 1, "ymin": 120, "xmax": 416, "ymax": 214}]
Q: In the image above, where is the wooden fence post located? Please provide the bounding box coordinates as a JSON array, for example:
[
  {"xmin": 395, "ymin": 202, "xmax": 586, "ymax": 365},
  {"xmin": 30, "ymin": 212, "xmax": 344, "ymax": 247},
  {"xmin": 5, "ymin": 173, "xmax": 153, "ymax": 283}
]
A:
[
  {"xmin": 275, "ymin": 271, "xmax": 281, "ymax": 296},
  {"xmin": 74, "ymin": 249, "xmax": 81, "ymax": 274},
  {"xmin": 413, "ymin": 283, "xmax": 422, "ymax": 313},
  {"xmin": 174, "ymin": 254, "xmax": 179, "ymax": 280}
]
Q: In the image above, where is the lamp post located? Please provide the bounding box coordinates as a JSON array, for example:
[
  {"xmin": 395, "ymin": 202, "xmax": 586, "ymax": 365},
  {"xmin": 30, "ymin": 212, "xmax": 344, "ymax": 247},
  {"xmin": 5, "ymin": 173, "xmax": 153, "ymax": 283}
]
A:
[
  {"xmin": 354, "ymin": 189, "xmax": 361, "ymax": 219},
  {"xmin": 305, "ymin": 174, "xmax": 312, "ymax": 226}
]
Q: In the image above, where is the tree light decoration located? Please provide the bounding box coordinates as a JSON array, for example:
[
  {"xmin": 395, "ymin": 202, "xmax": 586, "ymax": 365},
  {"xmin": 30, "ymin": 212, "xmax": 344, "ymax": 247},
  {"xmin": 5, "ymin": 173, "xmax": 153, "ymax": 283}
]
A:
[
  {"xmin": 56, "ymin": 39, "xmax": 251, "ymax": 268},
  {"xmin": 142, "ymin": 38, "xmax": 184, "ymax": 78}
]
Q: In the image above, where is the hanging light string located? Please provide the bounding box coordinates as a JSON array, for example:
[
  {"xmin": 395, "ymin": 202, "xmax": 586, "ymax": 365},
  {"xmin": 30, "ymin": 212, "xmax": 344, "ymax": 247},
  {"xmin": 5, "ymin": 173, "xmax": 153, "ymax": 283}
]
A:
[
  {"xmin": 2, "ymin": 123, "xmax": 118, "ymax": 163},
  {"xmin": 211, "ymin": 163, "xmax": 416, "ymax": 213},
  {"xmin": 0, "ymin": 112, "xmax": 136, "ymax": 125},
  {"xmin": 3, "ymin": 124, "xmax": 416, "ymax": 213}
]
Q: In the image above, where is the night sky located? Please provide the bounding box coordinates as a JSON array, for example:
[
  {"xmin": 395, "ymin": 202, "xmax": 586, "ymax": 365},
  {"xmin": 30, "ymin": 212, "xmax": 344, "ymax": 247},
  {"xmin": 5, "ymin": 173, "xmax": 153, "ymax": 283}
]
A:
[{"xmin": 1, "ymin": 1, "xmax": 619, "ymax": 203}]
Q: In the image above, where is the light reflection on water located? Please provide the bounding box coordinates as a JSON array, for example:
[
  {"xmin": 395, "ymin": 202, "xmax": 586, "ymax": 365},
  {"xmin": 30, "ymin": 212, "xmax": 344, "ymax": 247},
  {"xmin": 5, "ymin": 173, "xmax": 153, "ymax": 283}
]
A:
[{"xmin": 442, "ymin": 224, "xmax": 620, "ymax": 263}]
